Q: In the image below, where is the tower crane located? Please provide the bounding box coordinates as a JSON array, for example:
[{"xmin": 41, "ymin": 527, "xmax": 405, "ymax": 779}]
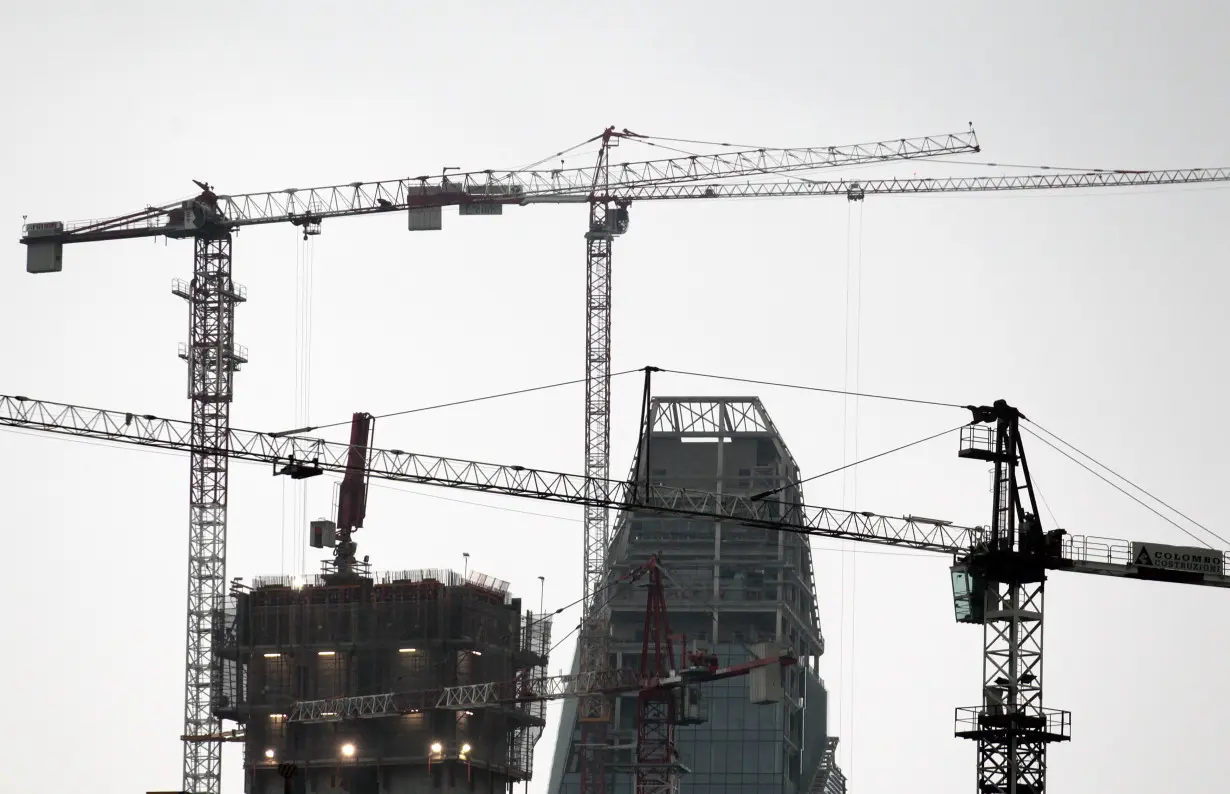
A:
[
  {"xmin": 17, "ymin": 123, "xmax": 982, "ymax": 794},
  {"xmin": 3, "ymin": 391, "xmax": 1227, "ymax": 794},
  {"xmin": 17, "ymin": 133, "xmax": 1230, "ymax": 792}
]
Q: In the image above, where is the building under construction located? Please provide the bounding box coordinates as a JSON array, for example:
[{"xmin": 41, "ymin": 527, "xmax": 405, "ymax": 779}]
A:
[
  {"xmin": 214, "ymin": 558, "xmax": 552, "ymax": 794},
  {"xmin": 547, "ymin": 397, "xmax": 847, "ymax": 794}
]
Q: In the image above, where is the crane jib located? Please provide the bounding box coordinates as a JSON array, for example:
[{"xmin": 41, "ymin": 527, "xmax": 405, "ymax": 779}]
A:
[
  {"xmin": 1, "ymin": 393, "xmax": 1227, "ymax": 588},
  {"xmin": 19, "ymin": 165, "xmax": 1230, "ymax": 264}
]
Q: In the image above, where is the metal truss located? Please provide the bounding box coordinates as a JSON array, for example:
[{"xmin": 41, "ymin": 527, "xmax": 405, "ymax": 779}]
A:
[
  {"xmin": 289, "ymin": 693, "xmax": 396, "ymax": 723},
  {"xmin": 636, "ymin": 695, "xmax": 677, "ymax": 794},
  {"xmin": 38, "ymin": 128, "xmax": 980, "ymax": 240},
  {"xmin": 9, "ymin": 392, "xmax": 1230, "ymax": 577},
  {"xmin": 179, "ymin": 233, "xmax": 242, "ymax": 794},
  {"xmin": 599, "ymin": 167, "xmax": 1230, "ymax": 203},
  {"xmin": 955, "ymin": 580, "xmax": 1071, "ymax": 794},
  {"xmin": 982, "ymin": 580, "xmax": 1048, "ymax": 791},
  {"xmin": 579, "ymin": 135, "xmax": 618, "ymax": 794},
  {"xmin": 181, "ymin": 728, "xmax": 246, "ymax": 743},
  {"xmin": 806, "ymin": 737, "xmax": 847, "ymax": 794},
  {"xmin": 288, "ymin": 668, "xmax": 646, "ymax": 724},
  {"xmin": 583, "ymin": 198, "xmax": 615, "ymax": 611},
  {"xmin": 635, "ymin": 559, "xmax": 679, "ymax": 794},
  {"xmin": 649, "ymin": 397, "xmax": 776, "ymax": 436}
]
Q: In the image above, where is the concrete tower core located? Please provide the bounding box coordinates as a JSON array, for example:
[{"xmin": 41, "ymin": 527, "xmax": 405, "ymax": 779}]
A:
[
  {"xmin": 547, "ymin": 397, "xmax": 847, "ymax": 794},
  {"xmin": 215, "ymin": 567, "xmax": 552, "ymax": 793}
]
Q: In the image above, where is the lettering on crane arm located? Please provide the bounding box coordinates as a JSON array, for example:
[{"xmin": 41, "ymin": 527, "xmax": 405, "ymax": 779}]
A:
[{"xmin": 1130, "ymin": 542, "xmax": 1224, "ymax": 575}]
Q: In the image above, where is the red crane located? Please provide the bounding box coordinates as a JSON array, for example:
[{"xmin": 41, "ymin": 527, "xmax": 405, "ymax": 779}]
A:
[{"xmin": 3, "ymin": 391, "xmax": 1227, "ymax": 793}]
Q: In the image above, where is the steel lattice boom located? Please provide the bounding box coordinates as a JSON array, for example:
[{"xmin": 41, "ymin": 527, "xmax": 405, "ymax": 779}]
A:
[
  {"xmin": 0, "ymin": 393, "xmax": 978, "ymax": 551},
  {"xmin": 287, "ymin": 667, "xmax": 647, "ymax": 724},
  {"xmin": 584, "ymin": 167, "xmax": 1230, "ymax": 202},
  {"xmin": 30, "ymin": 160, "xmax": 1223, "ymax": 250},
  {"xmin": 4, "ymin": 393, "xmax": 1228, "ymax": 586},
  {"xmin": 6, "ymin": 392, "xmax": 1230, "ymax": 794},
  {"xmin": 20, "ymin": 128, "xmax": 981, "ymax": 243},
  {"xmin": 284, "ymin": 650, "xmax": 796, "ymax": 726}
]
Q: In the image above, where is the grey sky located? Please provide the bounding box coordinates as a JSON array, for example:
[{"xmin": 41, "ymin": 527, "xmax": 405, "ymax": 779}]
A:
[{"xmin": 1, "ymin": 1, "xmax": 1227, "ymax": 792}]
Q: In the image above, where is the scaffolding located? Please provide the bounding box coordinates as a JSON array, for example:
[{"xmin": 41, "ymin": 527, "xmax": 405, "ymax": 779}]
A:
[
  {"xmin": 215, "ymin": 568, "xmax": 551, "ymax": 793},
  {"xmin": 510, "ymin": 609, "xmax": 554, "ymax": 776}
]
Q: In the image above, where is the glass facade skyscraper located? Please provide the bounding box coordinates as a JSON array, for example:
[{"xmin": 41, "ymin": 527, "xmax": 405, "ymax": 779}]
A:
[{"xmin": 546, "ymin": 398, "xmax": 847, "ymax": 794}]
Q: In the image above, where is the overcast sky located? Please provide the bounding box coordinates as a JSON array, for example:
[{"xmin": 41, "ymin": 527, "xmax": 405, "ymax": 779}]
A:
[{"xmin": 2, "ymin": 2, "xmax": 1228, "ymax": 793}]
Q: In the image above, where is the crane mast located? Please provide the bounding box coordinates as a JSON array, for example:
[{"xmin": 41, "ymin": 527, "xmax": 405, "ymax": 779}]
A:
[
  {"xmin": 580, "ymin": 126, "xmax": 621, "ymax": 794},
  {"xmin": 181, "ymin": 224, "xmax": 243, "ymax": 793},
  {"xmin": 954, "ymin": 401, "xmax": 1068, "ymax": 794}
]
